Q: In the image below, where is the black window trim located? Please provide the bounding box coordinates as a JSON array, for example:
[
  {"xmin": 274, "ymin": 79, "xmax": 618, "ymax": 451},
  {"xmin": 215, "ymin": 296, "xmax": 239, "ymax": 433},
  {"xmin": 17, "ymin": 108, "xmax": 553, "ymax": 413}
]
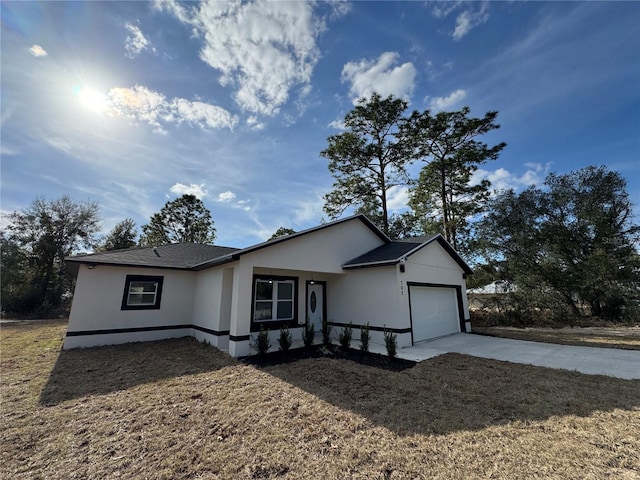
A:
[
  {"xmin": 121, "ymin": 274, "xmax": 164, "ymax": 310},
  {"xmin": 250, "ymin": 274, "xmax": 298, "ymax": 331}
]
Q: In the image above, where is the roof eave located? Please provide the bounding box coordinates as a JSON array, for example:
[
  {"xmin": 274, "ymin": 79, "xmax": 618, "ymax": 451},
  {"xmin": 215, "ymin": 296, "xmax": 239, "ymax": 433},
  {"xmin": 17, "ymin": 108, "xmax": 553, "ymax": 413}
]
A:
[{"xmin": 342, "ymin": 259, "xmax": 400, "ymax": 270}]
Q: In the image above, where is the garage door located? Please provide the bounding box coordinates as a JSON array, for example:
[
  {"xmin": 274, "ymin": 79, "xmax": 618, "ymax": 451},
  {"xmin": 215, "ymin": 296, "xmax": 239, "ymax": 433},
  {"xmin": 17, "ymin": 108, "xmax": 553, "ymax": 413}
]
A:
[{"xmin": 410, "ymin": 285, "xmax": 460, "ymax": 343}]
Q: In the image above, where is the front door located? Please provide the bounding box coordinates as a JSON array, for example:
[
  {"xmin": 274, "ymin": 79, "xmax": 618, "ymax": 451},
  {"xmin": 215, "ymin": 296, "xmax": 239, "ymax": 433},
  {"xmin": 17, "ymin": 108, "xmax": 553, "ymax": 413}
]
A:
[{"xmin": 306, "ymin": 282, "xmax": 325, "ymax": 333}]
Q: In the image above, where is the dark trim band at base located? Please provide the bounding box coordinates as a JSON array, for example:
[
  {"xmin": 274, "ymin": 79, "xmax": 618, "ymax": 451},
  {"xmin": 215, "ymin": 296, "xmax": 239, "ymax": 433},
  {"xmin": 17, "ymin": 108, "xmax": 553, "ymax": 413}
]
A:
[
  {"xmin": 68, "ymin": 324, "xmax": 231, "ymax": 338},
  {"xmin": 229, "ymin": 334, "xmax": 251, "ymax": 342},
  {"xmin": 327, "ymin": 321, "xmax": 412, "ymax": 335}
]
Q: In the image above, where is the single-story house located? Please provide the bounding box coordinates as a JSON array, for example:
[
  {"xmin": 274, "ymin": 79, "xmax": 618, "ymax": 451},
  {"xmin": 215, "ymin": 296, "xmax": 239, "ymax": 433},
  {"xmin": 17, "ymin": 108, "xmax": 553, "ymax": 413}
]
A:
[{"xmin": 64, "ymin": 215, "xmax": 472, "ymax": 357}]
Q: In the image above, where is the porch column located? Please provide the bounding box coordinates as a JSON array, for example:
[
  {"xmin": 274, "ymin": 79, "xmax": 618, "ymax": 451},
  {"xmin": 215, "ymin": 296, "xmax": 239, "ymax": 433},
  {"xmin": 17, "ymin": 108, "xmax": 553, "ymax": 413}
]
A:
[{"xmin": 228, "ymin": 261, "xmax": 253, "ymax": 357}]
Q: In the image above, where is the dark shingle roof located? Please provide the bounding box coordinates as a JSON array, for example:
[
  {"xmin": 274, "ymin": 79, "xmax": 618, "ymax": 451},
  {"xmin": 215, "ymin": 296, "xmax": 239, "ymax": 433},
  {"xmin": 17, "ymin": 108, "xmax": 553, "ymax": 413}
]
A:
[
  {"xmin": 342, "ymin": 240, "xmax": 427, "ymax": 268},
  {"xmin": 65, "ymin": 215, "xmax": 388, "ymax": 273},
  {"xmin": 66, "ymin": 243, "xmax": 240, "ymax": 271},
  {"xmin": 343, "ymin": 235, "xmax": 473, "ymax": 275},
  {"xmin": 342, "ymin": 240, "xmax": 422, "ymax": 269}
]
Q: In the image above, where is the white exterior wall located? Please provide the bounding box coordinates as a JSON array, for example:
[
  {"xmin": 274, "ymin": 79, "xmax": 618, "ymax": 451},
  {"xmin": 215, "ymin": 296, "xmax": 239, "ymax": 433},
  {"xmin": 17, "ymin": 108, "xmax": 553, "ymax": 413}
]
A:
[
  {"xmin": 64, "ymin": 265, "xmax": 196, "ymax": 349},
  {"xmin": 402, "ymin": 242, "xmax": 470, "ymax": 317},
  {"xmin": 191, "ymin": 266, "xmax": 234, "ymax": 350},
  {"xmin": 242, "ymin": 220, "xmax": 384, "ymax": 273},
  {"xmin": 328, "ymin": 266, "xmax": 413, "ymax": 347},
  {"xmin": 227, "ymin": 219, "xmax": 385, "ymax": 356}
]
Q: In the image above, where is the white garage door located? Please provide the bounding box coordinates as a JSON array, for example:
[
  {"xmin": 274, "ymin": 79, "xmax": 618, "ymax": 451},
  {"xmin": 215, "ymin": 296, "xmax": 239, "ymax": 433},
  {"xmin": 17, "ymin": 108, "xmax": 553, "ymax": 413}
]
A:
[{"xmin": 410, "ymin": 286, "xmax": 460, "ymax": 343}]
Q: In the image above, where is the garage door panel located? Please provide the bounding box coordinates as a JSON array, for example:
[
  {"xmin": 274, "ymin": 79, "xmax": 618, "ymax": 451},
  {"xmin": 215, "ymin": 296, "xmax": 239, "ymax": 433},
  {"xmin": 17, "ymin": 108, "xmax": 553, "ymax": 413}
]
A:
[{"xmin": 410, "ymin": 286, "xmax": 460, "ymax": 342}]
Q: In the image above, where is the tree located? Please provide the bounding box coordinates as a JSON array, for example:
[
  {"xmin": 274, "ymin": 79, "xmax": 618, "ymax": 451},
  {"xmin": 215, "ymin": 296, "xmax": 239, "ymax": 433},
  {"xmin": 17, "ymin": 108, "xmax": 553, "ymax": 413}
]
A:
[
  {"xmin": 269, "ymin": 227, "xmax": 296, "ymax": 240},
  {"xmin": 2, "ymin": 196, "xmax": 100, "ymax": 315},
  {"xmin": 477, "ymin": 166, "xmax": 640, "ymax": 321},
  {"xmin": 408, "ymin": 107, "xmax": 506, "ymax": 252},
  {"xmin": 322, "ymin": 93, "xmax": 414, "ymax": 236},
  {"xmin": 99, "ymin": 218, "xmax": 137, "ymax": 251},
  {"xmin": 139, "ymin": 194, "xmax": 216, "ymax": 245}
]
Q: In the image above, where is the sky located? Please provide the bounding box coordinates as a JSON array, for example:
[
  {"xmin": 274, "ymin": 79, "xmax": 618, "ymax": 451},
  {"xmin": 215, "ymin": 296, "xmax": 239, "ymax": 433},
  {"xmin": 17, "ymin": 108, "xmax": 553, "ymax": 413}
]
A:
[{"xmin": 2, "ymin": 1, "xmax": 639, "ymax": 248}]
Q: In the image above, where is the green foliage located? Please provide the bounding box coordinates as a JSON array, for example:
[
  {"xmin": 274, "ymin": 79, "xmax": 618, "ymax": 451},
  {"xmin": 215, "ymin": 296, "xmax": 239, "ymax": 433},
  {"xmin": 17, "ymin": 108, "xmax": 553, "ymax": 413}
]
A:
[
  {"xmin": 139, "ymin": 194, "xmax": 216, "ymax": 246},
  {"xmin": 408, "ymin": 107, "xmax": 506, "ymax": 254},
  {"xmin": 384, "ymin": 328, "xmax": 397, "ymax": 358},
  {"xmin": 338, "ymin": 322, "xmax": 353, "ymax": 351},
  {"xmin": 1, "ymin": 196, "xmax": 100, "ymax": 316},
  {"xmin": 269, "ymin": 227, "xmax": 296, "ymax": 240},
  {"xmin": 251, "ymin": 325, "xmax": 271, "ymax": 356},
  {"xmin": 302, "ymin": 321, "xmax": 315, "ymax": 348},
  {"xmin": 477, "ymin": 166, "xmax": 640, "ymax": 322},
  {"xmin": 99, "ymin": 218, "xmax": 137, "ymax": 251},
  {"xmin": 359, "ymin": 322, "xmax": 371, "ymax": 353},
  {"xmin": 278, "ymin": 327, "xmax": 292, "ymax": 352},
  {"xmin": 322, "ymin": 93, "xmax": 414, "ymax": 235},
  {"xmin": 322, "ymin": 320, "xmax": 332, "ymax": 345}
]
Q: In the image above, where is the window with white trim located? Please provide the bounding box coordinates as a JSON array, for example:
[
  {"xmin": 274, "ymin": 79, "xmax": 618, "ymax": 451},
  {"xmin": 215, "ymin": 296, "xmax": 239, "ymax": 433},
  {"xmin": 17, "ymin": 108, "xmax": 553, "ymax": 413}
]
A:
[
  {"xmin": 252, "ymin": 276, "xmax": 297, "ymax": 328},
  {"xmin": 121, "ymin": 275, "xmax": 164, "ymax": 310}
]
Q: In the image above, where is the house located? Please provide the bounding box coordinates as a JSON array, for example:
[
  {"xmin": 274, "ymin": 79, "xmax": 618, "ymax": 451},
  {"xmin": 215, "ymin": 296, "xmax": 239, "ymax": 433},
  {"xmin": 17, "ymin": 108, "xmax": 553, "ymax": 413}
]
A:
[{"xmin": 64, "ymin": 215, "xmax": 472, "ymax": 357}]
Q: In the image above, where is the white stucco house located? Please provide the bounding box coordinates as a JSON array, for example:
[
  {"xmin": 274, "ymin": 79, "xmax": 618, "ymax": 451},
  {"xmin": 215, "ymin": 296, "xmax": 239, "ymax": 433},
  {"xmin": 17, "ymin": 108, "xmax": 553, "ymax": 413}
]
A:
[{"xmin": 64, "ymin": 215, "xmax": 472, "ymax": 357}]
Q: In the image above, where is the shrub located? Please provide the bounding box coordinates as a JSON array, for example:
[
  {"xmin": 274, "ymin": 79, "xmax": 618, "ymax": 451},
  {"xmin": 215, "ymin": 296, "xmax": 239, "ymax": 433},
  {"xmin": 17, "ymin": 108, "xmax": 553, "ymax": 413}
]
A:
[
  {"xmin": 359, "ymin": 322, "xmax": 370, "ymax": 353},
  {"xmin": 338, "ymin": 322, "xmax": 353, "ymax": 351},
  {"xmin": 383, "ymin": 328, "xmax": 397, "ymax": 358},
  {"xmin": 322, "ymin": 320, "xmax": 332, "ymax": 345},
  {"xmin": 278, "ymin": 326, "xmax": 292, "ymax": 352},
  {"xmin": 302, "ymin": 321, "xmax": 315, "ymax": 348},
  {"xmin": 251, "ymin": 325, "xmax": 271, "ymax": 355}
]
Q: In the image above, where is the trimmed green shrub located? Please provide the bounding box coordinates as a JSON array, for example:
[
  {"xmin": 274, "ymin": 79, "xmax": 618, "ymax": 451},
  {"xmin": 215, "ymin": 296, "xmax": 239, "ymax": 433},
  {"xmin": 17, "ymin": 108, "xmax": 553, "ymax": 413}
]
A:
[
  {"xmin": 322, "ymin": 320, "xmax": 332, "ymax": 345},
  {"xmin": 338, "ymin": 322, "xmax": 353, "ymax": 351},
  {"xmin": 251, "ymin": 325, "xmax": 271, "ymax": 355},
  {"xmin": 384, "ymin": 328, "xmax": 397, "ymax": 358},
  {"xmin": 359, "ymin": 322, "xmax": 370, "ymax": 353},
  {"xmin": 302, "ymin": 321, "xmax": 315, "ymax": 348},
  {"xmin": 278, "ymin": 326, "xmax": 292, "ymax": 352}
]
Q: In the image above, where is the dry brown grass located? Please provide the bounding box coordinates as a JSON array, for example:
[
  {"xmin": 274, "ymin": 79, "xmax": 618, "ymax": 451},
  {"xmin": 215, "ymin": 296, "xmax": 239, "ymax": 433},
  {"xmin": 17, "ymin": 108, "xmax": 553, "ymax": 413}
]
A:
[
  {"xmin": 473, "ymin": 325, "xmax": 640, "ymax": 351},
  {"xmin": 2, "ymin": 320, "xmax": 639, "ymax": 479}
]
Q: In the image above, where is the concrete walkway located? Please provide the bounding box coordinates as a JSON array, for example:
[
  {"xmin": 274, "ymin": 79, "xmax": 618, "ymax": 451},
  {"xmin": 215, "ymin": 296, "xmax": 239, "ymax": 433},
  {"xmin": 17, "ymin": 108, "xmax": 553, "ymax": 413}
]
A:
[{"xmin": 369, "ymin": 333, "xmax": 640, "ymax": 380}]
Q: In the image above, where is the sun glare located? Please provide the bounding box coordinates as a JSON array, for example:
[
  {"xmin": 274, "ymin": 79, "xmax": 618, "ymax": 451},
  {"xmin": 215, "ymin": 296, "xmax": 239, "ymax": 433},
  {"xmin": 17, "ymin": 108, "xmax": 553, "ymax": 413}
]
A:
[{"xmin": 74, "ymin": 86, "xmax": 108, "ymax": 113}]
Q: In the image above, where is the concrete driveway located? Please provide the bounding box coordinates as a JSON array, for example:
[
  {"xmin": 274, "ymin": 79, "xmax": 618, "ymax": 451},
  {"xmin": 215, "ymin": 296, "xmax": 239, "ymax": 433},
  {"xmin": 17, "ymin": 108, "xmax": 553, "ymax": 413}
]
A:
[{"xmin": 394, "ymin": 333, "xmax": 640, "ymax": 380}]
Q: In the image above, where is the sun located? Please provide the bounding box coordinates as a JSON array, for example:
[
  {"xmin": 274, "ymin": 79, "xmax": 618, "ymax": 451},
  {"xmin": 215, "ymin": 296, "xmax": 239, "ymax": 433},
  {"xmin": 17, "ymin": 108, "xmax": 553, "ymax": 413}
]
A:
[{"xmin": 74, "ymin": 86, "xmax": 108, "ymax": 113}]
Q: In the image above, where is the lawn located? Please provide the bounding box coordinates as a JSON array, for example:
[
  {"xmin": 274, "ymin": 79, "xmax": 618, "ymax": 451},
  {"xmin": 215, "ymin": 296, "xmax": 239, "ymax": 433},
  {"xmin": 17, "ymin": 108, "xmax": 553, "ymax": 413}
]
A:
[
  {"xmin": 2, "ymin": 320, "xmax": 639, "ymax": 479},
  {"xmin": 472, "ymin": 325, "xmax": 640, "ymax": 351}
]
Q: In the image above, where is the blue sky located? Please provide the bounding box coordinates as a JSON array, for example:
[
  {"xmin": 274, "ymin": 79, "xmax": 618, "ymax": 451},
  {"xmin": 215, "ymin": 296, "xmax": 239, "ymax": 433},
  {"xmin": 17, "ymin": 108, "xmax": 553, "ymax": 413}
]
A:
[{"xmin": 2, "ymin": 1, "xmax": 639, "ymax": 248}]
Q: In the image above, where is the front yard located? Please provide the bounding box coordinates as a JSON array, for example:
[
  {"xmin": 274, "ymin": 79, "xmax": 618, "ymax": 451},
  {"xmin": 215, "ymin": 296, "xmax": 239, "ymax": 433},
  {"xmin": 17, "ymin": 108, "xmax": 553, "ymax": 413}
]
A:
[{"xmin": 2, "ymin": 320, "xmax": 639, "ymax": 479}]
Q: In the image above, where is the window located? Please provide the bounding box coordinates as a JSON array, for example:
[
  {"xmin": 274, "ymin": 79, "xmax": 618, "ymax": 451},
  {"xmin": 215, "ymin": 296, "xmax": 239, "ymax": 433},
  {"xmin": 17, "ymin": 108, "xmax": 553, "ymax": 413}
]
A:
[
  {"xmin": 121, "ymin": 275, "xmax": 164, "ymax": 310},
  {"xmin": 252, "ymin": 276, "xmax": 297, "ymax": 329}
]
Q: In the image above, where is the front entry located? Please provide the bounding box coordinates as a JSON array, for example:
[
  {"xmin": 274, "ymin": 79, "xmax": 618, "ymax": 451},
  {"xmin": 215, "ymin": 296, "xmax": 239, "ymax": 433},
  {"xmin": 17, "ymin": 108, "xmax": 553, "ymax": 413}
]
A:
[{"xmin": 306, "ymin": 281, "xmax": 325, "ymax": 333}]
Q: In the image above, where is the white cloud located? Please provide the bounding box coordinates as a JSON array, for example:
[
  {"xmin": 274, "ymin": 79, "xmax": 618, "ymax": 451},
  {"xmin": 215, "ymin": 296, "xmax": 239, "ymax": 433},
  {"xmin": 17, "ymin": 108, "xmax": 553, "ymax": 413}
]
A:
[
  {"xmin": 452, "ymin": 4, "xmax": 489, "ymax": 41},
  {"xmin": 218, "ymin": 191, "xmax": 236, "ymax": 203},
  {"xmin": 386, "ymin": 185, "xmax": 409, "ymax": 211},
  {"xmin": 471, "ymin": 163, "xmax": 552, "ymax": 192},
  {"xmin": 328, "ymin": 118, "xmax": 345, "ymax": 130},
  {"xmin": 341, "ymin": 52, "xmax": 416, "ymax": 103},
  {"xmin": 166, "ymin": 0, "xmax": 321, "ymax": 117},
  {"xmin": 29, "ymin": 45, "xmax": 48, "ymax": 57},
  {"xmin": 430, "ymin": 2, "xmax": 489, "ymax": 41},
  {"xmin": 246, "ymin": 116, "xmax": 265, "ymax": 131},
  {"xmin": 170, "ymin": 183, "xmax": 209, "ymax": 199},
  {"xmin": 428, "ymin": 89, "xmax": 467, "ymax": 111},
  {"xmin": 431, "ymin": 1, "xmax": 463, "ymax": 19},
  {"xmin": 124, "ymin": 23, "xmax": 154, "ymax": 58},
  {"xmin": 170, "ymin": 98, "xmax": 238, "ymax": 130},
  {"xmin": 326, "ymin": 0, "xmax": 352, "ymax": 20},
  {"xmin": 294, "ymin": 197, "xmax": 324, "ymax": 224},
  {"xmin": 106, "ymin": 85, "xmax": 238, "ymax": 131}
]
